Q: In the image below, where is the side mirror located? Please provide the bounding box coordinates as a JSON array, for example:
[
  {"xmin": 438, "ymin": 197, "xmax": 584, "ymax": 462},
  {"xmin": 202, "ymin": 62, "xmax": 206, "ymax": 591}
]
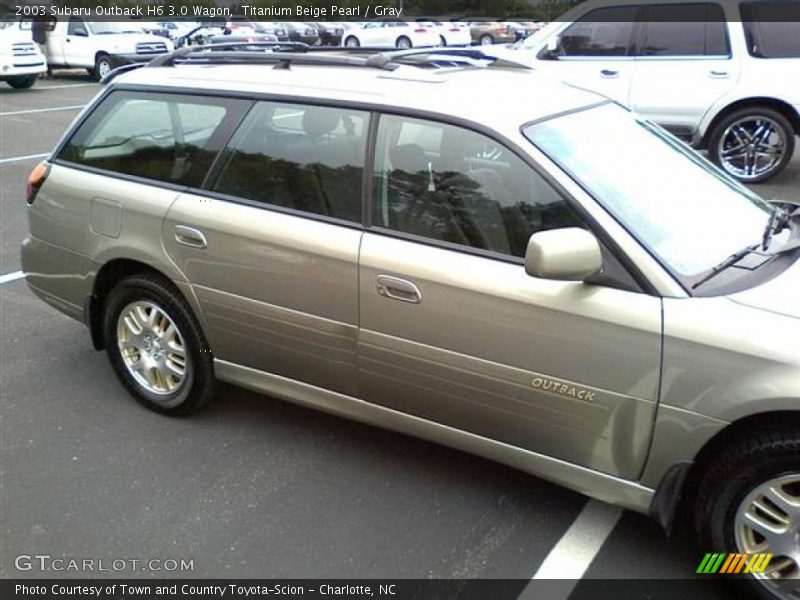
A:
[
  {"xmin": 525, "ymin": 228, "xmax": 603, "ymax": 282},
  {"xmin": 72, "ymin": 27, "xmax": 88, "ymax": 37}
]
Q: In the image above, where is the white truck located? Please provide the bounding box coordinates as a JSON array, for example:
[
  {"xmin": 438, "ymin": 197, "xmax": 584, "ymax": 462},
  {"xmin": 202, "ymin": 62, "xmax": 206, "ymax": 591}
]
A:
[
  {"xmin": 44, "ymin": 19, "xmax": 173, "ymax": 81},
  {"xmin": 0, "ymin": 21, "xmax": 47, "ymax": 89}
]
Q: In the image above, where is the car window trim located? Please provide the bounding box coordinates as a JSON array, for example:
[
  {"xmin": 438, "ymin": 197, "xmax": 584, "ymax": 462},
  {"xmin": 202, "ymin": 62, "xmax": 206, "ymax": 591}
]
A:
[{"xmin": 55, "ymin": 82, "xmax": 658, "ymax": 296}]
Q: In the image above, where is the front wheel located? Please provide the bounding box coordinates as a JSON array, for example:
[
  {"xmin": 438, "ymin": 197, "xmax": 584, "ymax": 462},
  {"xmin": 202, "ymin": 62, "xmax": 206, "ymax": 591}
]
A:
[
  {"xmin": 344, "ymin": 36, "xmax": 360, "ymax": 48},
  {"xmin": 93, "ymin": 53, "xmax": 114, "ymax": 81},
  {"xmin": 396, "ymin": 36, "xmax": 412, "ymax": 49},
  {"xmin": 103, "ymin": 274, "xmax": 215, "ymax": 416},
  {"xmin": 6, "ymin": 74, "xmax": 38, "ymax": 89},
  {"xmin": 480, "ymin": 34, "xmax": 494, "ymax": 46},
  {"xmin": 707, "ymin": 107, "xmax": 795, "ymax": 183},
  {"xmin": 694, "ymin": 423, "xmax": 800, "ymax": 600}
]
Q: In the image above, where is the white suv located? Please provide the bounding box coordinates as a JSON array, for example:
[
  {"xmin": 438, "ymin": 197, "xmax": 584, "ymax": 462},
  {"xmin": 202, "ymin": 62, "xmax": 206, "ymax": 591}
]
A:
[{"xmin": 508, "ymin": 0, "xmax": 800, "ymax": 183}]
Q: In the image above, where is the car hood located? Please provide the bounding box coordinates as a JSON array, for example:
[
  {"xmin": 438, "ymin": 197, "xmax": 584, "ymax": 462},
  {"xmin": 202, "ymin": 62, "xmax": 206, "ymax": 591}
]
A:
[{"xmin": 729, "ymin": 258, "xmax": 800, "ymax": 319}]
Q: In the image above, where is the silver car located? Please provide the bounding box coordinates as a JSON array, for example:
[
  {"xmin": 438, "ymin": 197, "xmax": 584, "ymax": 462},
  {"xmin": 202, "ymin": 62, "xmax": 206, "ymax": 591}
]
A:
[{"xmin": 21, "ymin": 48, "xmax": 799, "ymax": 599}]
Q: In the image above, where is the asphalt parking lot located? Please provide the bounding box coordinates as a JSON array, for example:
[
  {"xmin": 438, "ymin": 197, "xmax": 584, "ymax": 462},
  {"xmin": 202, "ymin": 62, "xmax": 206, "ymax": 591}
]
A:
[{"xmin": 1, "ymin": 74, "xmax": 798, "ymax": 593}]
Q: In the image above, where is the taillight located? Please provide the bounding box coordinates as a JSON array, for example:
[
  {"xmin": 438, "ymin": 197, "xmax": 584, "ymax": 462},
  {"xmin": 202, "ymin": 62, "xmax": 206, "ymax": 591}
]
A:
[{"xmin": 27, "ymin": 161, "xmax": 49, "ymax": 205}]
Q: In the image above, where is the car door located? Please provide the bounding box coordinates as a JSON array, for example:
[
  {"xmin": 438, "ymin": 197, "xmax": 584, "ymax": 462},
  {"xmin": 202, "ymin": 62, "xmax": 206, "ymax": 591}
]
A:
[
  {"xmin": 532, "ymin": 5, "xmax": 639, "ymax": 107},
  {"xmin": 629, "ymin": 3, "xmax": 740, "ymax": 136},
  {"xmin": 358, "ymin": 114, "xmax": 663, "ymax": 479},
  {"xmin": 163, "ymin": 100, "xmax": 370, "ymax": 396},
  {"xmin": 360, "ymin": 22, "xmax": 385, "ymax": 46},
  {"xmin": 64, "ymin": 17, "xmax": 93, "ymax": 67}
]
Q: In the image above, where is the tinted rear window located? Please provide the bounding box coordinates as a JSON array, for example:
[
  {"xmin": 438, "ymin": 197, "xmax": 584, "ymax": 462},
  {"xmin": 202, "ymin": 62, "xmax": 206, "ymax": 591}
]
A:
[
  {"xmin": 59, "ymin": 91, "xmax": 246, "ymax": 187},
  {"xmin": 641, "ymin": 4, "xmax": 729, "ymax": 56},
  {"xmin": 741, "ymin": 1, "xmax": 800, "ymax": 58}
]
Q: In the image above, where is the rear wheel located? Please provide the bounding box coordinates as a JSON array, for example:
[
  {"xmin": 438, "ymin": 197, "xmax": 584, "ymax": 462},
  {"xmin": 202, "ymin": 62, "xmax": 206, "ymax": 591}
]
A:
[
  {"xmin": 708, "ymin": 107, "xmax": 795, "ymax": 183},
  {"xmin": 440, "ymin": 35, "xmax": 447, "ymax": 47},
  {"xmin": 396, "ymin": 36, "xmax": 412, "ymax": 49},
  {"xmin": 344, "ymin": 36, "xmax": 360, "ymax": 48},
  {"xmin": 103, "ymin": 274, "xmax": 215, "ymax": 416},
  {"xmin": 480, "ymin": 34, "xmax": 494, "ymax": 46},
  {"xmin": 6, "ymin": 74, "xmax": 38, "ymax": 89},
  {"xmin": 694, "ymin": 424, "xmax": 800, "ymax": 600}
]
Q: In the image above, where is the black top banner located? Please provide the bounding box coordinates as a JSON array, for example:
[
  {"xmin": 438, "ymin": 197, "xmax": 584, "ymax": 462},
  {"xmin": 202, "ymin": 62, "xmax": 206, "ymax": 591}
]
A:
[{"xmin": 2, "ymin": 0, "xmax": 800, "ymax": 22}]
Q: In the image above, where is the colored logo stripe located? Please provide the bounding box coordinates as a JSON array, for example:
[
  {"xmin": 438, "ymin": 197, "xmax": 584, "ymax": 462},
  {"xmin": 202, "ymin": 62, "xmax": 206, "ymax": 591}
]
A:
[{"xmin": 697, "ymin": 553, "xmax": 773, "ymax": 574}]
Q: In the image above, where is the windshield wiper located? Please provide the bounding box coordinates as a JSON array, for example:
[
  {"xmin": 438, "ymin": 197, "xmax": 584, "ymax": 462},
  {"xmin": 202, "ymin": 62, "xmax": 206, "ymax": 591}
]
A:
[
  {"xmin": 762, "ymin": 199, "xmax": 800, "ymax": 251},
  {"xmin": 692, "ymin": 244, "xmax": 760, "ymax": 290}
]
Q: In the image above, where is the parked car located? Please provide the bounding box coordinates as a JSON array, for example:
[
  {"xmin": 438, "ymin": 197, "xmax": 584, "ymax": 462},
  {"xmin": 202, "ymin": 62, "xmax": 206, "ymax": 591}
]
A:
[
  {"xmin": 282, "ymin": 22, "xmax": 321, "ymax": 46},
  {"xmin": 0, "ymin": 19, "xmax": 48, "ymax": 88},
  {"xmin": 21, "ymin": 46, "xmax": 800, "ymax": 600},
  {"xmin": 342, "ymin": 19, "xmax": 440, "ymax": 49},
  {"xmin": 468, "ymin": 20, "xmax": 517, "ymax": 45},
  {"xmin": 156, "ymin": 21, "xmax": 200, "ymax": 41},
  {"xmin": 43, "ymin": 19, "xmax": 173, "ymax": 81},
  {"xmin": 253, "ymin": 22, "xmax": 289, "ymax": 42},
  {"xmin": 503, "ymin": 0, "xmax": 800, "ymax": 183},
  {"xmin": 311, "ymin": 22, "xmax": 345, "ymax": 46},
  {"xmin": 140, "ymin": 23, "xmax": 171, "ymax": 39},
  {"xmin": 175, "ymin": 25, "xmax": 276, "ymax": 49},
  {"xmin": 414, "ymin": 20, "xmax": 471, "ymax": 47}
]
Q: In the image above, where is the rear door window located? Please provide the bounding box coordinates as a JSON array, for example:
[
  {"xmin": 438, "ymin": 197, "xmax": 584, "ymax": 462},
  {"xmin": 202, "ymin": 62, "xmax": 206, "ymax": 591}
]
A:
[
  {"xmin": 640, "ymin": 3, "xmax": 729, "ymax": 56},
  {"xmin": 58, "ymin": 91, "xmax": 248, "ymax": 187},
  {"xmin": 209, "ymin": 101, "xmax": 369, "ymax": 224},
  {"xmin": 741, "ymin": 1, "xmax": 800, "ymax": 58}
]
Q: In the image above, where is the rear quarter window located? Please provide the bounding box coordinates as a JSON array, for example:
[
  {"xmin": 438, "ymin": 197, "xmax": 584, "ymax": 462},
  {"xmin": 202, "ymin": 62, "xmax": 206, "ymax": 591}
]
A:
[
  {"xmin": 741, "ymin": 1, "xmax": 800, "ymax": 58},
  {"xmin": 58, "ymin": 91, "xmax": 248, "ymax": 187}
]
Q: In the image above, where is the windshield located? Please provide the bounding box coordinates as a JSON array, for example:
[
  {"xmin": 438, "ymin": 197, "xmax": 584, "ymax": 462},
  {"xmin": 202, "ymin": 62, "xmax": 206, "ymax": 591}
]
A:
[
  {"xmin": 525, "ymin": 103, "xmax": 773, "ymax": 280},
  {"xmin": 88, "ymin": 22, "xmax": 144, "ymax": 35}
]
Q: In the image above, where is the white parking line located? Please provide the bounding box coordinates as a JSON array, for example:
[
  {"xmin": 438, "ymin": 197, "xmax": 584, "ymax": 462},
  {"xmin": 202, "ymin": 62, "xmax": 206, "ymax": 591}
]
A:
[
  {"xmin": 0, "ymin": 271, "xmax": 25, "ymax": 285},
  {"xmin": 518, "ymin": 499, "xmax": 623, "ymax": 599},
  {"xmin": 0, "ymin": 104, "xmax": 84, "ymax": 117},
  {"xmin": 0, "ymin": 152, "xmax": 49, "ymax": 165},
  {"xmin": 36, "ymin": 83, "xmax": 98, "ymax": 90}
]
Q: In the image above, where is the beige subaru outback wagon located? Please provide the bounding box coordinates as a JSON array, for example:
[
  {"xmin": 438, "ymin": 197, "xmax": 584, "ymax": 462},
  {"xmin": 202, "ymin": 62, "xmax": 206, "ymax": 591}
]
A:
[{"xmin": 21, "ymin": 47, "xmax": 799, "ymax": 599}]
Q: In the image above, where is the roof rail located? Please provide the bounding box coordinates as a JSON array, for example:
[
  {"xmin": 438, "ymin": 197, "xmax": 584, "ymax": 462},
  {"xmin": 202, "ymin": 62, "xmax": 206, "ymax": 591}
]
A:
[{"xmin": 100, "ymin": 44, "xmax": 531, "ymax": 83}]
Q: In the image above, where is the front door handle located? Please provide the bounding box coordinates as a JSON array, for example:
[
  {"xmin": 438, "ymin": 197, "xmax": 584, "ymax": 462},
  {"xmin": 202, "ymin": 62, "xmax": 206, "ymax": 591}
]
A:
[
  {"xmin": 376, "ymin": 275, "xmax": 422, "ymax": 304},
  {"xmin": 174, "ymin": 225, "xmax": 207, "ymax": 249},
  {"xmin": 600, "ymin": 69, "xmax": 619, "ymax": 78},
  {"xmin": 709, "ymin": 70, "xmax": 730, "ymax": 78}
]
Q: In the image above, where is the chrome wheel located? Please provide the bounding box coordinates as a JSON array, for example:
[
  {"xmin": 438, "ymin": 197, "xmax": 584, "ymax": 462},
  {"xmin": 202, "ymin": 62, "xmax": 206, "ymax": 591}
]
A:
[
  {"xmin": 735, "ymin": 474, "xmax": 800, "ymax": 599},
  {"xmin": 116, "ymin": 301, "xmax": 189, "ymax": 396},
  {"xmin": 718, "ymin": 116, "xmax": 788, "ymax": 181}
]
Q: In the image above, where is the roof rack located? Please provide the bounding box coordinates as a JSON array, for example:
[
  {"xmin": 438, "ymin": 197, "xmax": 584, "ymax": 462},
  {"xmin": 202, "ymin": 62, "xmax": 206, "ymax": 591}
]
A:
[{"xmin": 101, "ymin": 44, "xmax": 532, "ymax": 84}]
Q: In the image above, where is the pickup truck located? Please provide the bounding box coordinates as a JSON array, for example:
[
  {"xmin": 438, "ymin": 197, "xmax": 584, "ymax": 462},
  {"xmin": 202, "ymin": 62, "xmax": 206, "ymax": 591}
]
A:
[
  {"xmin": 44, "ymin": 18, "xmax": 173, "ymax": 81},
  {"xmin": 0, "ymin": 21, "xmax": 47, "ymax": 89}
]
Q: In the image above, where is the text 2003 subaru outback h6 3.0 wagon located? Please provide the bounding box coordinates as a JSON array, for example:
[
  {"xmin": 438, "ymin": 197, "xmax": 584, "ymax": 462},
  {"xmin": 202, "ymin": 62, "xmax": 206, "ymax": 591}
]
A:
[{"xmin": 21, "ymin": 47, "xmax": 800, "ymax": 599}]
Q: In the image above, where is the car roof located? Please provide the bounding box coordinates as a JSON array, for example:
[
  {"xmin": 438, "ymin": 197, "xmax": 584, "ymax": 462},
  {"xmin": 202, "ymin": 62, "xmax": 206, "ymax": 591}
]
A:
[{"xmin": 114, "ymin": 61, "xmax": 604, "ymax": 131}]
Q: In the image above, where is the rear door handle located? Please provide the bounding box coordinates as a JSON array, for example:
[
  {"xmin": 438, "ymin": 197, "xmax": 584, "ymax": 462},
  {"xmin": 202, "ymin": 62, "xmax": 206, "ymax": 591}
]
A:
[
  {"xmin": 600, "ymin": 69, "xmax": 619, "ymax": 78},
  {"xmin": 174, "ymin": 225, "xmax": 207, "ymax": 249},
  {"xmin": 709, "ymin": 70, "xmax": 729, "ymax": 78},
  {"xmin": 376, "ymin": 275, "xmax": 422, "ymax": 304}
]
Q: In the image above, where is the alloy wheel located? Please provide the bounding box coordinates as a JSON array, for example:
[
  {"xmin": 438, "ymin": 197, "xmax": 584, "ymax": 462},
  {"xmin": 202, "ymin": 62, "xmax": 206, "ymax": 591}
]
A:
[
  {"xmin": 735, "ymin": 474, "xmax": 800, "ymax": 599},
  {"xmin": 718, "ymin": 116, "xmax": 788, "ymax": 181},
  {"xmin": 116, "ymin": 300, "xmax": 189, "ymax": 397}
]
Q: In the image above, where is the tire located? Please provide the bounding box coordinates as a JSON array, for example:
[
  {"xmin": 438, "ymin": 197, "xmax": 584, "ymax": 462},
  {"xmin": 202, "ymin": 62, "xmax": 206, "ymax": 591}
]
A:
[
  {"xmin": 92, "ymin": 53, "xmax": 114, "ymax": 82},
  {"xmin": 480, "ymin": 34, "xmax": 494, "ymax": 46},
  {"xmin": 694, "ymin": 423, "xmax": 800, "ymax": 600},
  {"xmin": 440, "ymin": 35, "xmax": 447, "ymax": 47},
  {"xmin": 707, "ymin": 106, "xmax": 796, "ymax": 184},
  {"xmin": 103, "ymin": 273, "xmax": 215, "ymax": 416},
  {"xmin": 344, "ymin": 36, "xmax": 360, "ymax": 48},
  {"xmin": 6, "ymin": 74, "xmax": 38, "ymax": 89},
  {"xmin": 396, "ymin": 36, "xmax": 412, "ymax": 49}
]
